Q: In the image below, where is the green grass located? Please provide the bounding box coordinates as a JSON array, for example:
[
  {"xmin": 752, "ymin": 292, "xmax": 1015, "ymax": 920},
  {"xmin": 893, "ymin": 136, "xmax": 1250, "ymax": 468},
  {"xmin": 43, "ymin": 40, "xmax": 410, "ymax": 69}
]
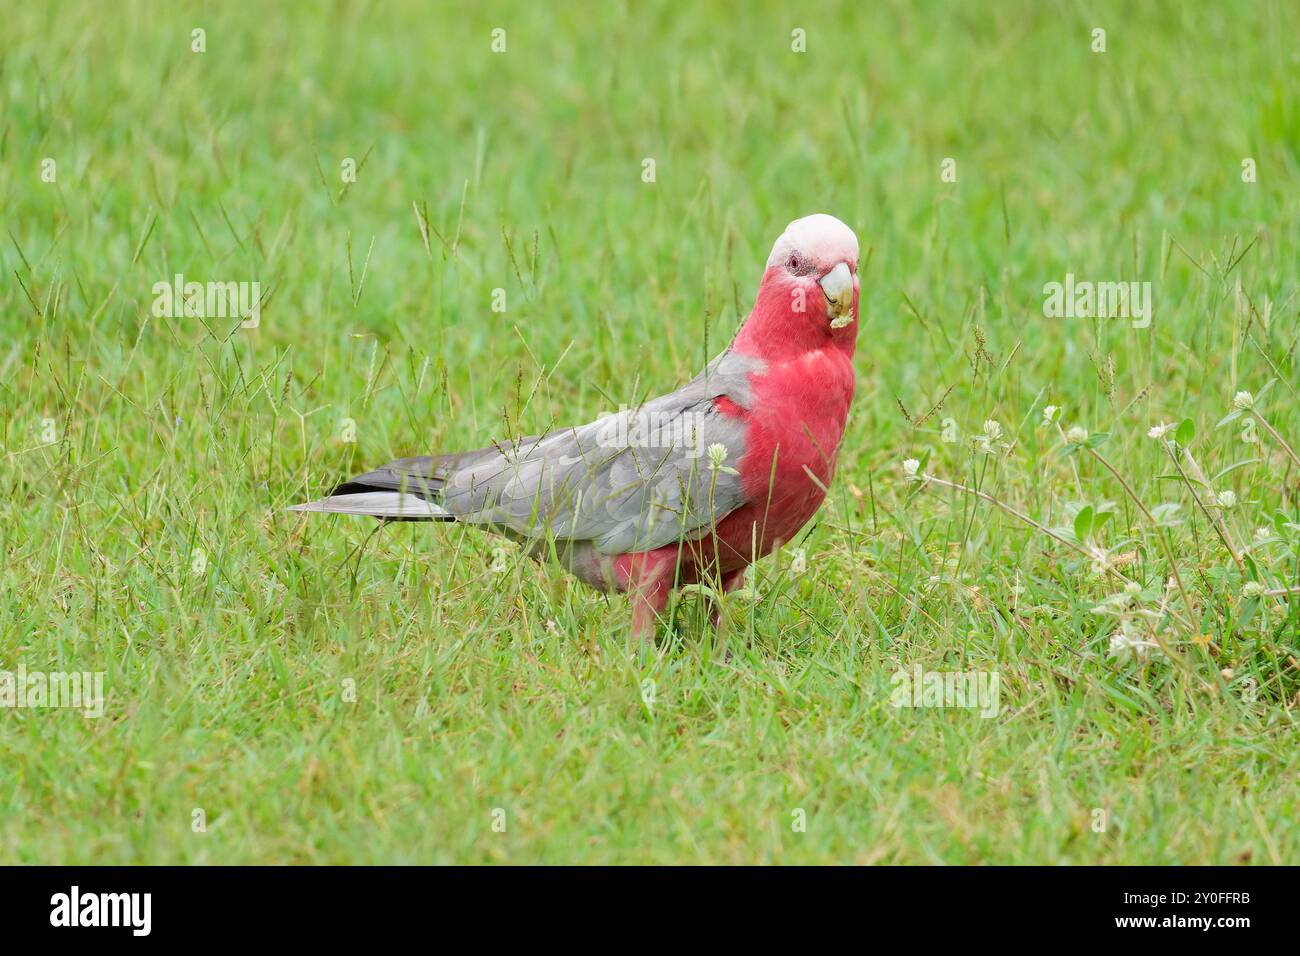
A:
[{"xmin": 3, "ymin": 0, "xmax": 1298, "ymax": 864}]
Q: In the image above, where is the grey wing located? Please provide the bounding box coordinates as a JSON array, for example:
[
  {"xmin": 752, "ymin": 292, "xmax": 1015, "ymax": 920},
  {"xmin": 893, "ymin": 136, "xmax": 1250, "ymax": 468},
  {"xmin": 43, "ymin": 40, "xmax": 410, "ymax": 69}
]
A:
[
  {"xmin": 340, "ymin": 350, "xmax": 762, "ymax": 553},
  {"xmin": 475, "ymin": 395, "xmax": 750, "ymax": 554}
]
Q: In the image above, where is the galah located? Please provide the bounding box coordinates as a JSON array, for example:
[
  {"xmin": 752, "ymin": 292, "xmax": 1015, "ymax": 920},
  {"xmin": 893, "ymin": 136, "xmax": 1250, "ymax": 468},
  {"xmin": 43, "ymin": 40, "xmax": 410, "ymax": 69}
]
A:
[{"xmin": 291, "ymin": 214, "xmax": 861, "ymax": 636}]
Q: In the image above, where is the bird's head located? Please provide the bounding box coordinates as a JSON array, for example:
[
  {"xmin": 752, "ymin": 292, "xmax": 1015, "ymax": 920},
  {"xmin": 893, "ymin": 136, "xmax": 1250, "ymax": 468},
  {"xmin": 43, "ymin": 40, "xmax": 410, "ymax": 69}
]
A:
[{"xmin": 736, "ymin": 214, "xmax": 861, "ymax": 360}]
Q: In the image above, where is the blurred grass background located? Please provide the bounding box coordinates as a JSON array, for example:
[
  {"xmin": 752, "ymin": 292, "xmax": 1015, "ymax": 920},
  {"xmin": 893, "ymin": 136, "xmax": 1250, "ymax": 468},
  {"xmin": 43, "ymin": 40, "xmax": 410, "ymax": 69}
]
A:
[{"xmin": 1, "ymin": 0, "xmax": 1297, "ymax": 863}]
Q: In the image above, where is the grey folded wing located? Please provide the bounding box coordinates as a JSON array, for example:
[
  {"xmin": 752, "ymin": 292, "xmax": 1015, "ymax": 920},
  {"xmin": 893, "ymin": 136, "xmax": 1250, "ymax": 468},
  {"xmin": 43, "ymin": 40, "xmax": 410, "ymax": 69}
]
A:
[{"xmin": 337, "ymin": 350, "xmax": 761, "ymax": 554}]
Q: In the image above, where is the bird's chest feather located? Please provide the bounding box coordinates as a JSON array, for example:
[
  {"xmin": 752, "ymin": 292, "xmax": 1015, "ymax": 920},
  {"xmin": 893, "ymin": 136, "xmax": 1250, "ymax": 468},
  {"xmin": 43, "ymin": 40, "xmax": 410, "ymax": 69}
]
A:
[{"xmin": 739, "ymin": 347, "xmax": 855, "ymax": 518}]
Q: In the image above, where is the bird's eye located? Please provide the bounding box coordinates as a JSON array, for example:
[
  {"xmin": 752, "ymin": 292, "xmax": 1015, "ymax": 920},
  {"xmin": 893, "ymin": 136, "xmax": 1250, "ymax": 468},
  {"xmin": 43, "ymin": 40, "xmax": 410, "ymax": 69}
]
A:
[{"xmin": 787, "ymin": 255, "xmax": 801, "ymax": 271}]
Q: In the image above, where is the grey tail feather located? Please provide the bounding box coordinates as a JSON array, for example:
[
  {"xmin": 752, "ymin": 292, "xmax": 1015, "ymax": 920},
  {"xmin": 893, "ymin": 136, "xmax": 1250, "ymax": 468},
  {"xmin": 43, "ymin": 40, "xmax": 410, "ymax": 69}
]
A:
[{"xmin": 287, "ymin": 491, "xmax": 453, "ymax": 521}]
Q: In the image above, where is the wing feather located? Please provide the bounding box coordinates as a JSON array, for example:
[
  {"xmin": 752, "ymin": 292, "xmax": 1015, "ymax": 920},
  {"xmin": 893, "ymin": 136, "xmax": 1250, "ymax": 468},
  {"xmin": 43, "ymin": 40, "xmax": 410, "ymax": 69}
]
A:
[{"xmin": 319, "ymin": 349, "xmax": 762, "ymax": 552}]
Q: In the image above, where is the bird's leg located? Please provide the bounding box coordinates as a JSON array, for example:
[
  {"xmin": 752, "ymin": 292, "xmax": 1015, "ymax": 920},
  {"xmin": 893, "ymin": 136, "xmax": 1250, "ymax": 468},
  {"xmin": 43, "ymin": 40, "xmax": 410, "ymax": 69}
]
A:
[
  {"xmin": 629, "ymin": 581, "xmax": 670, "ymax": 639},
  {"xmin": 709, "ymin": 565, "xmax": 751, "ymax": 628},
  {"xmin": 626, "ymin": 555, "xmax": 676, "ymax": 640},
  {"xmin": 700, "ymin": 565, "xmax": 748, "ymax": 662}
]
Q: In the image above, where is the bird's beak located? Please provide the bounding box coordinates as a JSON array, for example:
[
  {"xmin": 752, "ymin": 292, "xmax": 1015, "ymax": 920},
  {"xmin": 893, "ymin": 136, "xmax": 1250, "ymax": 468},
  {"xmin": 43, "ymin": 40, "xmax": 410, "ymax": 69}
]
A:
[{"xmin": 819, "ymin": 261, "xmax": 855, "ymax": 329}]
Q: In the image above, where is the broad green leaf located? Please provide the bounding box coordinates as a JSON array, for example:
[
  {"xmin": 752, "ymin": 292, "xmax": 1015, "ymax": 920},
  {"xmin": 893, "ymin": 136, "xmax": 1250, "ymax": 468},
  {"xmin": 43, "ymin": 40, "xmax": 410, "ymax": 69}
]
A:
[{"xmin": 1074, "ymin": 505, "xmax": 1094, "ymax": 542}]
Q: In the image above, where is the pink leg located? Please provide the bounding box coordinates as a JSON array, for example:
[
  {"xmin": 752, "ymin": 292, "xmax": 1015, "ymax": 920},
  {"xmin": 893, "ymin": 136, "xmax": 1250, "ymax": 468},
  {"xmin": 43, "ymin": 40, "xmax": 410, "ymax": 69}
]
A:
[
  {"xmin": 629, "ymin": 579, "xmax": 671, "ymax": 638},
  {"xmin": 709, "ymin": 566, "xmax": 751, "ymax": 627},
  {"xmin": 720, "ymin": 566, "xmax": 750, "ymax": 593},
  {"xmin": 624, "ymin": 553, "xmax": 678, "ymax": 639}
]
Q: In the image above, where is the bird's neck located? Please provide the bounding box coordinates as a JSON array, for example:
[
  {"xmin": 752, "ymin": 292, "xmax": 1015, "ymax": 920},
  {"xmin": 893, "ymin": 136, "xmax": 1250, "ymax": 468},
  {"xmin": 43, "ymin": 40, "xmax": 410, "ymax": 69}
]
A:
[{"xmin": 730, "ymin": 267, "xmax": 858, "ymax": 365}]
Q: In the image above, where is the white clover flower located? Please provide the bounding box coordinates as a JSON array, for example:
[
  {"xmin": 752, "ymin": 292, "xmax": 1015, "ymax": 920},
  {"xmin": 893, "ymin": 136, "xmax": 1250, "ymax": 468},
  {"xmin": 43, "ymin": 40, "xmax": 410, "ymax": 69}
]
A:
[
  {"xmin": 1214, "ymin": 489, "xmax": 1237, "ymax": 509},
  {"xmin": 1241, "ymin": 581, "xmax": 1265, "ymax": 599},
  {"xmin": 1041, "ymin": 405, "xmax": 1061, "ymax": 427},
  {"xmin": 1108, "ymin": 621, "xmax": 1157, "ymax": 661},
  {"xmin": 1147, "ymin": 422, "xmax": 1172, "ymax": 439},
  {"xmin": 1241, "ymin": 676, "xmax": 1259, "ymax": 704},
  {"xmin": 706, "ymin": 442, "xmax": 738, "ymax": 475},
  {"xmin": 971, "ymin": 420, "xmax": 1012, "ymax": 458},
  {"xmin": 902, "ymin": 457, "xmax": 920, "ymax": 479},
  {"xmin": 1066, "ymin": 426, "xmax": 1089, "ymax": 445},
  {"xmin": 1254, "ymin": 527, "xmax": 1271, "ymax": 542},
  {"xmin": 1124, "ymin": 581, "xmax": 1142, "ymax": 597},
  {"xmin": 1233, "ymin": 390, "xmax": 1254, "ymax": 411}
]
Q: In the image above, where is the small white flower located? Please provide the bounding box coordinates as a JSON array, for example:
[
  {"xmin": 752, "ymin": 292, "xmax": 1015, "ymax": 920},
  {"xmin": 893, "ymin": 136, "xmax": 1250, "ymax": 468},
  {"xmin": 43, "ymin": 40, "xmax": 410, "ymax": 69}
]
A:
[
  {"xmin": 1255, "ymin": 527, "xmax": 1271, "ymax": 542},
  {"xmin": 971, "ymin": 420, "xmax": 1012, "ymax": 458},
  {"xmin": 1107, "ymin": 621, "xmax": 1157, "ymax": 661},
  {"xmin": 1124, "ymin": 581, "xmax": 1142, "ymax": 597},
  {"xmin": 1066, "ymin": 426, "xmax": 1089, "ymax": 445},
  {"xmin": 1041, "ymin": 405, "xmax": 1061, "ymax": 427},
  {"xmin": 1214, "ymin": 489, "xmax": 1237, "ymax": 509},
  {"xmin": 902, "ymin": 458, "xmax": 920, "ymax": 478},
  {"xmin": 1241, "ymin": 581, "xmax": 1264, "ymax": 599},
  {"xmin": 706, "ymin": 442, "xmax": 738, "ymax": 475},
  {"xmin": 1147, "ymin": 422, "xmax": 1172, "ymax": 439},
  {"xmin": 1233, "ymin": 390, "xmax": 1254, "ymax": 411},
  {"xmin": 1241, "ymin": 677, "xmax": 1259, "ymax": 704}
]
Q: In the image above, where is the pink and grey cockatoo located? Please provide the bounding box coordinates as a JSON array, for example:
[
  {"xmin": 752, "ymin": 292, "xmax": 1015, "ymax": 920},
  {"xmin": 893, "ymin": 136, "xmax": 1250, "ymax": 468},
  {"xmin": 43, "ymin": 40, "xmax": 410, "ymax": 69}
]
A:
[{"xmin": 291, "ymin": 214, "xmax": 860, "ymax": 636}]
